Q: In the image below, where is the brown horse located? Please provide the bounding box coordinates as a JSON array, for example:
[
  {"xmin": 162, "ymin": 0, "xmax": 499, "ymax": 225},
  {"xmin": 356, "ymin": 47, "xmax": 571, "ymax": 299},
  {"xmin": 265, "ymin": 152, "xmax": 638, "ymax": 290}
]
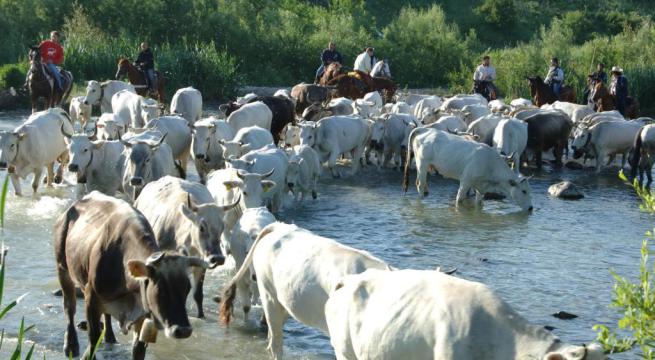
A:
[
  {"xmin": 319, "ymin": 62, "xmax": 344, "ymax": 86},
  {"xmin": 371, "ymin": 76, "xmax": 397, "ymax": 103},
  {"xmin": 526, "ymin": 76, "xmax": 576, "ymax": 106},
  {"xmin": 592, "ymin": 82, "xmax": 639, "ymax": 118},
  {"xmin": 27, "ymin": 46, "xmax": 73, "ymax": 113},
  {"xmin": 327, "ymin": 71, "xmax": 396, "ymax": 102},
  {"xmin": 115, "ymin": 58, "xmax": 165, "ymax": 103}
]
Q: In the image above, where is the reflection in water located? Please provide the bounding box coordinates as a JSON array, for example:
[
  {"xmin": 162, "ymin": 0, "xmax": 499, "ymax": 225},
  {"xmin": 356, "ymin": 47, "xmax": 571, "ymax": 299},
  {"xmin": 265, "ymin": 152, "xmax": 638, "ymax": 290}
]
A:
[{"xmin": 0, "ymin": 109, "xmax": 644, "ymax": 359}]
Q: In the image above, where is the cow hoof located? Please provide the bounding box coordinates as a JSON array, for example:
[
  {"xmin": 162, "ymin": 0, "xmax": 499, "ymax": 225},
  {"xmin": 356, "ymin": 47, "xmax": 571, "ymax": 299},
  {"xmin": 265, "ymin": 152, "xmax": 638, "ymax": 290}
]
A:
[
  {"xmin": 197, "ymin": 310, "xmax": 205, "ymax": 319},
  {"xmin": 422, "ymin": 191, "xmax": 429, "ymax": 197},
  {"xmin": 64, "ymin": 330, "xmax": 80, "ymax": 358},
  {"xmin": 212, "ymin": 295, "xmax": 221, "ymax": 304},
  {"xmin": 105, "ymin": 331, "xmax": 118, "ymax": 344},
  {"xmin": 52, "ymin": 289, "xmax": 63, "ymax": 297},
  {"xmin": 133, "ymin": 341, "xmax": 147, "ymax": 360},
  {"xmin": 54, "ymin": 175, "xmax": 63, "ymax": 184},
  {"xmin": 312, "ymin": 191, "xmax": 317, "ymax": 199},
  {"xmin": 77, "ymin": 321, "xmax": 88, "ymax": 331}
]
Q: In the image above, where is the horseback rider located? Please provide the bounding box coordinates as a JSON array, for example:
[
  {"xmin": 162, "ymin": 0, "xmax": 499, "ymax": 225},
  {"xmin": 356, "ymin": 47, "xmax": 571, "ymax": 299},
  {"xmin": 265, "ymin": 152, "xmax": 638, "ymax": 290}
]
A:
[
  {"xmin": 134, "ymin": 42, "xmax": 156, "ymax": 91},
  {"xmin": 36, "ymin": 31, "xmax": 65, "ymax": 91},
  {"xmin": 584, "ymin": 63, "xmax": 607, "ymax": 107},
  {"xmin": 610, "ymin": 66, "xmax": 628, "ymax": 116},
  {"xmin": 544, "ymin": 57, "xmax": 564, "ymax": 99},
  {"xmin": 473, "ymin": 55, "xmax": 497, "ymax": 100},
  {"xmin": 354, "ymin": 47, "xmax": 377, "ymax": 74},
  {"xmin": 315, "ymin": 41, "xmax": 343, "ymax": 84}
]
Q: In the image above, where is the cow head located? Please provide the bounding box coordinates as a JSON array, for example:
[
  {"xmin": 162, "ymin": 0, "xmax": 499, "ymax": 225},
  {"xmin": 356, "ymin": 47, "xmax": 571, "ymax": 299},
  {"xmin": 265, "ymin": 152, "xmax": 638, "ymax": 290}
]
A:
[
  {"xmin": 122, "ymin": 136, "xmax": 166, "ymax": 194},
  {"xmin": 353, "ymin": 99, "xmax": 376, "ymax": 119},
  {"xmin": 83, "ymin": 80, "xmax": 102, "ymax": 106},
  {"xmin": 141, "ymin": 101, "xmax": 162, "ymax": 123},
  {"xmin": 544, "ymin": 343, "xmax": 606, "ymax": 360},
  {"xmin": 97, "ymin": 118, "xmax": 123, "ymax": 141},
  {"xmin": 219, "ymin": 140, "xmax": 249, "ymax": 161},
  {"xmin": 283, "ymin": 124, "xmax": 300, "ymax": 148},
  {"xmin": 65, "ymin": 132, "xmax": 103, "ymax": 184},
  {"xmin": 178, "ymin": 194, "xmax": 240, "ymax": 268},
  {"xmin": 127, "ymin": 252, "xmax": 208, "ymax": 339},
  {"xmin": 0, "ymin": 131, "xmax": 26, "ymax": 170},
  {"xmin": 508, "ymin": 177, "xmax": 533, "ymax": 212},
  {"xmin": 222, "ymin": 169, "xmax": 275, "ymax": 208},
  {"xmin": 298, "ymin": 123, "xmax": 317, "ymax": 147},
  {"xmin": 369, "ymin": 117, "xmax": 386, "ymax": 151},
  {"xmin": 191, "ymin": 123, "xmax": 216, "ymax": 162},
  {"xmin": 285, "ymin": 158, "xmax": 304, "ymax": 193},
  {"xmin": 570, "ymin": 129, "xmax": 592, "ymax": 159}
]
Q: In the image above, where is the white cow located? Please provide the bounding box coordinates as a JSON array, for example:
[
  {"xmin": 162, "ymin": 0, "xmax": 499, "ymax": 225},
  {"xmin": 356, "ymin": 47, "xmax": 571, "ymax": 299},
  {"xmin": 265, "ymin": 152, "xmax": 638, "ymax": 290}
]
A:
[
  {"xmin": 391, "ymin": 101, "xmax": 411, "ymax": 114},
  {"xmin": 325, "ymin": 269, "xmax": 605, "ymax": 360},
  {"xmin": 509, "ymin": 97, "xmax": 533, "ymax": 109},
  {"xmin": 399, "ymin": 93, "xmax": 430, "ymax": 106},
  {"xmin": 403, "ymin": 128, "xmax": 533, "ymax": 211},
  {"xmin": 412, "ymin": 96, "xmax": 443, "ymax": 121},
  {"xmin": 467, "ymin": 113, "xmax": 503, "ymax": 145},
  {"xmin": 571, "ymin": 120, "xmax": 643, "ymax": 173},
  {"xmin": 0, "ymin": 108, "xmax": 72, "ymax": 195},
  {"xmin": 488, "ymin": 99, "xmax": 508, "ymax": 112},
  {"xmin": 171, "ymin": 87, "xmax": 203, "ymax": 125},
  {"xmin": 225, "ymin": 207, "xmax": 276, "ymax": 319},
  {"xmin": 273, "ymin": 89, "xmax": 294, "ymax": 104},
  {"xmin": 282, "ymin": 124, "xmax": 301, "ymax": 147},
  {"xmin": 328, "ymin": 97, "xmax": 355, "ymax": 116},
  {"xmin": 369, "ymin": 114, "xmax": 418, "ymax": 170},
  {"xmin": 236, "ymin": 92, "xmax": 257, "ymax": 105},
  {"xmin": 145, "ymin": 116, "xmax": 192, "ymax": 176},
  {"xmin": 134, "ymin": 176, "xmax": 238, "ymax": 318},
  {"xmin": 121, "ymin": 133, "xmax": 177, "ymax": 201},
  {"xmin": 69, "ymin": 96, "xmax": 92, "ymax": 129},
  {"xmin": 352, "ymin": 99, "xmax": 375, "ymax": 118},
  {"xmin": 63, "ymin": 131, "xmax": 125, "ymax": 199},
  {"xmin": 630, "ymin": 124, "xmax": 655, "ymax": 188},
  {"xmin": 96, "ymin": 113, "xmax": 125, "ymax": 141},
  {"xmin": 286, "ymin": 145, "xmax": 321, "ymax": 201},
  {"xmin": 461, "ymin": 103, "xmax": 491, "ymax": 125},
  {"xmin": 111, "ymin": 90, "xmax": 148, "ymax": 128},
  {"xmin": 362, "ymin": 91, "xmax": 383, "ymax": 111},
  {"xmin": 232, "ymin": 126, "xmax": 275, "ymax": 153},
  {"xmin": 219, "ymin": 222, "xmax": 390, "ymax": 360},
  {"xmin": 493, "ymin": 118, "xmax": 528, "ymax": 174},
  {"xmin": 83, "ymin": 80, "xmax": 135, "ymax": 113},
  {"xmin": 226, "ymin": 101, "xmax": 273, "ymax": 135},
  {"xmin": 426, "ymin": 115, "xmax": 468, "ymax": 133},
  {"xmin": 440, "ymin": 94, "xmax": 487, "ymax": 110},
  {"xmin": 140, "ymin": 98, "xmax": 162, "ymax": 124},
  {"xmin": 301, "ymin": 116, "xmax": 370, "ymax": 177},
  {"xmin": 545, "ymin": 101, "xmax": 594, "ymax": 124},
  {"xmin": 192, "ymin": 118, "xmax": 234, "ymax": 184}
]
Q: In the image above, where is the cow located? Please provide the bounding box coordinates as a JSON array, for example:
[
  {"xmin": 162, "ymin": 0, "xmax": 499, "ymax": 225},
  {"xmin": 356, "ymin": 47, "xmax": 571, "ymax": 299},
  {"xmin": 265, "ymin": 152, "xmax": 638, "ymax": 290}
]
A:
[
  {"xmin": 403, "ymin": 128, "xmax": 533, "ymax": 212},
  {"xmin": 226, "ymin": 101, "xmax": 273, "ymax": 135},
  {"xmin": 0, "ymin": 108, "xmax": 72, "ymax": 195},
  {"xmin": 140, "ymin": 98, "xmax": 162, "ymax": 124},
  {"xmin": 62, "ymin": 128, "xmax": 126, "ymax": 199},
  {"xmin": 630, "ymin": 124, "xmax": 655, "ymax": 188},
  {"xmin": 83, "ymin": 80, "xmax": 135, "ymax": 113},
  {"xmin": 121, "ymin": 132, "xmax": 177, "ymax": 201},
  {"xmin": 290, "ymin": 83, "xmax": 331, "ymax": 115},
  {"xmin": 69, "ymin": 96, "xmax": 92, "ymax": 129},
  {"xmin": 134, "ymin": 176, "xmax": 239, "ymax": 318},
  {"xmin": 391, "ymin": 101, "xmax": 411, "ymax": 114},
  {"xmin": 112, "ymin": 89, "xmax": 149, "ymax": 128},
  {"xmin": 399, "ymin": 93, "xmax": 430, "ymax": 106},
  {"xmin": 461, "ymin": 103, "xmax": 491, "ymax": 125},
  {"xmin": 273, "ymin": 89, "xmax": 294, "ymax": 104},
  {"xmin": 571, "ymin": 120, "xmax": 643, "ymax": 173},
  {"xmin": 247, "ymin": 96, "xmax": 295, "ymax": 144},
  {"xmin": 145, "ymin": 116, "xmax": 192, "ymax": 177},
  {"xmin": 524, "ymin": 111, "xmax": 573, "ymax": 169},
  {"xmin": 54, "ymin": 191, "xmax": 208, "ymax": 360},
  {"xmin": 96, "ymin": 113, "xmax": 126, "ymax": 141},
  {"xmin": 301, "ymin": 115, "xmax": 370, "ymax": 178},
  {"xmin": 282, "ymin": 124, "xmax": 301, "ymax": 148},
  {"xmin": 467, "ymin": 114, "xmax": 503, "ymax": 146},
  {"xmin": 219, "ymin": 222, "xmax": 391, "ymax": 360},
  {"xmin": 236, "ymin": 92, "xmax": 257, "ymax": 105},
  {"xmin": 440, "ymin": 94, "xmax": 487, "ymax": 111},
  {"xmin": 509, "ymin": 97, "xmax": 533, "ymax": 109},
  {"xmin": 544, "ymin": 101, "xmax": 594, "ymax": 124},
  {"xmin": 362, "ymin": 91, "xmax": 383, "ymax": 111},
  {"xmin": 170, "ymin": 87, "xmax": 203, "ymax": 125},
  {"xmin": 220, "ymin": 126, "xmax": 275, "ymax": 160},
  {"xmin": 493, "ymin": 118, "xmax": 528, "ymax": 174},
  {"xmin": 192, "ymin": 118, "xmax": 234, "ymax": 184},
  {"xmin": 227, "ymin": 146, "xmax": 289, "ymax": 212},
  {"xmin": 488, "ymin": 99, "xmax": 508, "ymax": 112},
  {"xmin": 325, "ymin": 269, "xmax": 605, "ymax": 360},
  {"xmin": 412, "ymin": 96, "xmax": 443, "ymax": 122},
  {"xmin": 224, "ymin": 207, "xmax": 276, "ymax": 320},
  {"xmin": 426, "ymin": 115, "xmax": 468, "ymax": 133},
  {"xmin": 369, "ymin": 114, "xmax": 417, "ymax": 170},
  {"xmin": 286, "ymin": 145, "xmax": 321, "ymax": 201},
  {"xmin": 352, "ymin": 99, "xmax": 375, "ymax": 118}
]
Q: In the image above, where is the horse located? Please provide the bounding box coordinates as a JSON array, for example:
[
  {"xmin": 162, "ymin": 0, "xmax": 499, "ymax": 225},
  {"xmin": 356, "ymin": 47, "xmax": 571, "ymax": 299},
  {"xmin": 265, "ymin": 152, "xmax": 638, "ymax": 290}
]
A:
[
  {"xmin": 371, "ymin": 76, "xmax": 397, "ymax": 103},
  {"xmin": 592, "ymin": 82, "xmax": 639, "ymax": 119},
  {"xmin": 319, "ymin": 62, "xmax": 345, "ymax": 86},
  {"xmin": 371, "ymin": 60, "xmax": 391, "ymax": 79},
  {"xmin": 526, "ymin": 76, "xmax": 576, "ymax": 106},
  {"xmin": 27, "ymin": 46, "xmax": 73, "ymax": 113},
  {"xmin": 115, "ymin": 58, "xmax": 165, "ymax": 103},
  {"xmin": 328, "ymin": 71, "xmax": 397, "ymax": 103}
]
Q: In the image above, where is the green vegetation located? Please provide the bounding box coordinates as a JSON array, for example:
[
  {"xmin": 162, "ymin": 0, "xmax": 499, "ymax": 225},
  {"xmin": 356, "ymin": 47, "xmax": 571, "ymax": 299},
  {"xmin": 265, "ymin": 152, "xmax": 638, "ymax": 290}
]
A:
[
  {"xmin": 0, "ymin": 0, "xmax": 654, "ymax": 109},
  {"xmin": 595, "ymin": 172, "xmax": 655, "ymax": 358}
]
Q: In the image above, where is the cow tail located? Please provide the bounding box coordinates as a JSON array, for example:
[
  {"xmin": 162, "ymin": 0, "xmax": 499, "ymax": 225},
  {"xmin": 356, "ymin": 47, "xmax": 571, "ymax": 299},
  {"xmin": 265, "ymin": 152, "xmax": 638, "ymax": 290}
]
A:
[
  {"xmin": 219, "ymin": 222, "xmax": 278, "ymax": 325},
  {"xmin": 630, "ymin": 127, "xmax": 644, "ymax": 179},
  {"xmin": 402, "ymin": 127, "xmax": 419, "ymax": 193}
]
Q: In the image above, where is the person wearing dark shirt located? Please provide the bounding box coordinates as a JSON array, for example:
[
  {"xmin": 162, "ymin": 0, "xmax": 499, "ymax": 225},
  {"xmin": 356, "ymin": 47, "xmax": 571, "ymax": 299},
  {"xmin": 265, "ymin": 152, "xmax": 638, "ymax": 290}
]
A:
[
  {"xmin": 135, "ymin": 42, "xmax": 156, "ymax": 91},
  {"xmin": 584, "ymin": 63, "xmax": 608, "ymax": 107},
  {"xmin": 315, "ymin": 42, "xmax": 343, "ymax": 84},
  {"xmin": 610, "ymin": 66, "xmax": 628, "ymax": 116}
]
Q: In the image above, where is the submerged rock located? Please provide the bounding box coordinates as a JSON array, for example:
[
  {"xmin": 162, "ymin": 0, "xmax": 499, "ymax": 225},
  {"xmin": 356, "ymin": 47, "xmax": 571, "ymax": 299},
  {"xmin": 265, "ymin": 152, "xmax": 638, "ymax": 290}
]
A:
[{"xmin": 548, "ymin": 181, "xmax": 584, "ymax": 200}]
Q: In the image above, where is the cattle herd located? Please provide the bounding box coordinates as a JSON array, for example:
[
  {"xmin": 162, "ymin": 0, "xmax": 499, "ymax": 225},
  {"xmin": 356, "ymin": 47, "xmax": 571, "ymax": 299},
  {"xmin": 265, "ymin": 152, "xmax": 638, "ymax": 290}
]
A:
[{"xmin": 6, "ymin": 78, "xmax": 653, "ymax": 360}]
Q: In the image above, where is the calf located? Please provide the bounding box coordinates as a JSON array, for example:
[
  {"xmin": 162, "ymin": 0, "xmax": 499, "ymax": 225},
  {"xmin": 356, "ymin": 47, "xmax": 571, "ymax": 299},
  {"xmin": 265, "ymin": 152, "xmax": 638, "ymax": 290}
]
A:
[
  {"xmin": 96, "ymin": 113, "xmax": 125, "ymax": 140},
  {"xmin": 69, "ymin": 96, "xmax": 92, "ymax": 129},
  {"xmin": 493, "ymin": 118, "xmax": 528, "ymax": 174},
  {"xmin": 192, "ymin": 118, "xmax": 234, "ymax": 184},
  {"xmin": 121, "ymin": 133, "xmax": 177, "ymax": 201},
  {"xmin": 286, "ymin": 145, "xmax": 321, "ymax": 201}
]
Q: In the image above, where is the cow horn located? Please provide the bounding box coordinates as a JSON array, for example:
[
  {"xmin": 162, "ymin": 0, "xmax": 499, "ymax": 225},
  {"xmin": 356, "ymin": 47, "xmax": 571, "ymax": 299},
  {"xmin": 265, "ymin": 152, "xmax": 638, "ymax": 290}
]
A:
[
  {"xmin": 221, "ymin": 193, "xmax": 241, "ymax": 211},
  {"xmin": 146, "ymin": 251, "xmax": 165, "ymax": 265},
  {"xmin": 260, "ymin": 168, "xmax": 274, "ymax": 179},
  {"xmin": 158, "ymin": 133, "xmax": 168, "ymax": 145},
  {"xmin": 236, "ymin": 169, "xmax": 247, "ymax": 179},
  {"xmin": 186, "ymin": 193, "xmax": 194, "ymax": 209},
  {"xmin": 60, "ymin": 123, "xmax": 73, "ymax": 139},
  {"xmin": 185, "ymin": 256, "xmax": 209, "ymax": 269},
  {"xmin": 88, "ymin": 124, "xmax": 97, "ymax": 140}
]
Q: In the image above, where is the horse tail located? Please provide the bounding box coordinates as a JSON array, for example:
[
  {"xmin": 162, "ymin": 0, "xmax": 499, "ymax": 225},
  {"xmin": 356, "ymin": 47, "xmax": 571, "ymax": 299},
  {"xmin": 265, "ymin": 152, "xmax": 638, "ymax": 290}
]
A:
[
  {"xmin": 402, "ymin": 127, "xmax": 422, "ymax": 194},
  {"xmin": 630, "ymin": 127, "xmax": 644, "ymax": 179},
  {"xmin": 62, "ymin": 71, "xmax": 74, "ymax": 105}
]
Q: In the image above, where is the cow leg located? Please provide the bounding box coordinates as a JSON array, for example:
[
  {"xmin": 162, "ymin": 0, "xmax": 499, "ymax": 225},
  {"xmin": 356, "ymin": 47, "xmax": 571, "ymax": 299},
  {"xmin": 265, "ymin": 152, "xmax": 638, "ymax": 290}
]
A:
[
  {"xmin": 535, "ymin": 149, "xmax": 543, "ymax": 169},
  {"xmin": 328, "ymin": 150, "xmax": 340, "ymax": 178},
  {"xmin": 646, "ymin": 166, "xmax": 653, "ymax": 189},
  {"xmin": 192, "ymin": 268, "xmax": 206, "ymax": 318},
  {"xmin": 31, "ymin": 167, "xmax": 44, "ymax": 194},
  {"xmin": 104, "ymin": 314, "xmax": 118, "ymax": 344},
  {"xmin": 351, "ymin": 146, "xmax": 364, "ymax": 175},
  {"xmin": 415, "ymin": 157, "xmax": 429, "ymax": 197},
  {"xmin": 82, "ymin": 284, "xmax": 102, "ymax": 359},
  {"xmin": 45, "ymin": 163, "xmax": 55, "ymax": 187},
  {"xmin": 10, "ymin": 173, "xmax": 22, "ymax": 196},
  {"xmin": 621, "ymin": 152, "xmax": 628, "ymax": 169},
  {"xmin": 58, "ymin": 266, "xmax": 79, "ymax": 357},
  {"xmin": 54, "ymin": 151, "xmax": 69, "ymax": 184},
  {"xmin": 513, "ymin": 154, "xmax": 521, "ymax": 174},
  {"xmin": 237, "ymin": 275, "xmax": 252, "ymax": 321},
  {"xmin": 606, "ymin": 154, "xmax": 616, "ymax": 166},
  {"xmin": 261, "ymin": 297, "xmax": 287, "ymax": 360},
  {"xmin": 554, "ymin": 143, "xmax": 564, "ymax": 168},
  {"xmin": 312, "ymin": 174, "xmax": 318, "ymax": 200},
  {"xmin": 455, "ymin": 182, "xmax": 470, "ymax": 206},
  {"xmin": 131, "ymin": 318, "xmax": 147, "ymax": 360},
  {"xmin": 474, "ymin": 189, "xmax": 484, "ymax": 208},
  {"xmin": 596, "ymin": 151, "xmax": 606, "ymax": 174}
]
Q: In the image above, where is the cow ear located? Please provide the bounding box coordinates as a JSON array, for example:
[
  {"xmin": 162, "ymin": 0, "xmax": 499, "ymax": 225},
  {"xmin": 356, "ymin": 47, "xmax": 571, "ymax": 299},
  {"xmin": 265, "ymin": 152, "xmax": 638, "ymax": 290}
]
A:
[
  {"xmin": 223, "ymin": 180, "xmax": 241, "ymax": 191},
  {"xmin": 14, "ymin": 132, "xmax": 26, "ymax": 141},
  {"xmin": 127, "ymin": 260, "xmax": 150, "ymax": 279},
  {"xmin": 509, "ymin": 179, "xmax": 518, "ymax": 187},
  {"xmin": 179, "ymin": 203, "xmax": 199, "ymax": 224},
  {"xmin": 262, "ymin": 180, "xmax": 276, "ymax": 193}
]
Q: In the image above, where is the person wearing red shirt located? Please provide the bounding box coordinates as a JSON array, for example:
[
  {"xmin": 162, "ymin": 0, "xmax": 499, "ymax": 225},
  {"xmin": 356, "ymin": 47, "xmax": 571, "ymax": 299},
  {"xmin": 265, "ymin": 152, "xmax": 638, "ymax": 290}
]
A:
[{"xmin": 39, "ymin": 31, "xmax": 64, "ymax": 91}]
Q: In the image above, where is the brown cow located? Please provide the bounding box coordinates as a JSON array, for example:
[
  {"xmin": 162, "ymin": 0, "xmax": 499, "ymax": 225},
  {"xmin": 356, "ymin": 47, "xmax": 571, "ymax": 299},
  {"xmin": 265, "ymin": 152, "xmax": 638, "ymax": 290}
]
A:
[
  {"xmin": 290, "ymin": 83, "xmax": 332, "ymax": 115},
  {"xmin": 54, "ymin": 191, "xmax": 208, "ymax": 359}
]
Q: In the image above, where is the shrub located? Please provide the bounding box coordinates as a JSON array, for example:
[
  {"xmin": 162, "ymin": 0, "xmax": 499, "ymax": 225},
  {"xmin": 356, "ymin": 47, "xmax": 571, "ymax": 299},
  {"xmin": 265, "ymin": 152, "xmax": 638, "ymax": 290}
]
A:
[{"xmin": 0, "ymin": 64, "xmax": 27, "ymax": 90}]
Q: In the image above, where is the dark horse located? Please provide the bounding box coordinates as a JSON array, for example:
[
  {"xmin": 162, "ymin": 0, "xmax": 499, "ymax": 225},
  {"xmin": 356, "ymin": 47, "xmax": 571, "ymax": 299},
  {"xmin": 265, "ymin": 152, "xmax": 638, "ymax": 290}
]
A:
[
  {"xmin": 27, "ymin": 46, "xmax": 73, "ymax": 113},
  {"xmin": 592, "ymin": 81, "xmax": 639, "ymax": 119},
  {"xmin": 319, "ymin": 62, "xmax": 345, "ymax": 86},
  {"xmin": 526, "ymin": 76, "xmax": 576, "ymax": 106},
  {"xmin": 115, "ymin": 58, "xmax": 165, "ymax": 103},
  {"xmin": 327, "ymin": 70, "xmax": 397, "ymax": 103}
]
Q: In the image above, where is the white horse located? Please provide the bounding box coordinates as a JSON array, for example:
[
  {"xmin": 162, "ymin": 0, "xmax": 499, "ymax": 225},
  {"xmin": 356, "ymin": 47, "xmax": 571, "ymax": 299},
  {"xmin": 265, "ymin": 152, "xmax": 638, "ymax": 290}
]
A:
[{"xmin": 371, "ymin": 60, "xmax": 391, "ymax": 79}]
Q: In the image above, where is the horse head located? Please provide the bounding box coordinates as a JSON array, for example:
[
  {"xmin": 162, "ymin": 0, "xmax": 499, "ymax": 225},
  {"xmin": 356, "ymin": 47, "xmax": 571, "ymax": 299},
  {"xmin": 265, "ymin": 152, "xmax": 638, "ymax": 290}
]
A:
[
  {"xmin": 115, "ymin": 58, "xmax": 130, "ymax": 80},
  {"xmin": 592, "ymin": 82, "xmax": 606, "ymax": 102}
]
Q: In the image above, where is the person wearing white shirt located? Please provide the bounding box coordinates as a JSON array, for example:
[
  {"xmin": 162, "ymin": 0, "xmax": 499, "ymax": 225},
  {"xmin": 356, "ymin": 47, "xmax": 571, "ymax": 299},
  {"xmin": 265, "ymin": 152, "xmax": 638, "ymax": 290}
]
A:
[
  {"xmin": 354, "ymin": 47, "xmax": 377, "ymax": 74},
  {"xmin": 544, "ymin": 57, "xmax": 564, "ymax": 99},
  {"xmin": 472, "ymin": 55, "xmax": 497, "ymax": 100}
]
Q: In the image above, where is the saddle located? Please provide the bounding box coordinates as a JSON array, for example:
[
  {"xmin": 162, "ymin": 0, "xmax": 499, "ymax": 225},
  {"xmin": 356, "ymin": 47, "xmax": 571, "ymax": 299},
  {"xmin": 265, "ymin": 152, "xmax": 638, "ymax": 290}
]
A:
[
  {"xmin": 42, "ymin": 64, "xmax": 69, "ymax": 90},
  {"xmin": 136, "ymin": 66, "xmax": 158, "ymax": 85},
  {"xmin": 347, "ymin": 71, "xmax": 369, "ymax": 93}
]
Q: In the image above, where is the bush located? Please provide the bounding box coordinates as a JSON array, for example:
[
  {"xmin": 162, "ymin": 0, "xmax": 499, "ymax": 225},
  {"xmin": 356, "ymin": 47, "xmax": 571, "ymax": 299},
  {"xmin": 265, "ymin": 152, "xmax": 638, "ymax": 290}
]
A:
[
  {"xmin": 474, "ymin": 0, "xmax": 517, "ymax": 29},
  {"xmin": 0, "ymin": 64, "xmax": 27, "ymax": 90}
]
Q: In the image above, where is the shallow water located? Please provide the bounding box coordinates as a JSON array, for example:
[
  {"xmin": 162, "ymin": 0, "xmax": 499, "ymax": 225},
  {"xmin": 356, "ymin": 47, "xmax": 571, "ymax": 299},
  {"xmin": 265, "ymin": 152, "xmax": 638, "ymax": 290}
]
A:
[{"xmin": 0, "ymin": 109, "xmax": 647, "ymax": 359}]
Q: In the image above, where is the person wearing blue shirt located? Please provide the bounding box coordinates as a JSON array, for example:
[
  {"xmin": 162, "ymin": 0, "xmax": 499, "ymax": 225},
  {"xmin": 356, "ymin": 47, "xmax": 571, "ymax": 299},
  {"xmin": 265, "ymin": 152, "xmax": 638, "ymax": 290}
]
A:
[{"xmin": 315, "ymin": 42, "xmax": 343, "ymax": 84}]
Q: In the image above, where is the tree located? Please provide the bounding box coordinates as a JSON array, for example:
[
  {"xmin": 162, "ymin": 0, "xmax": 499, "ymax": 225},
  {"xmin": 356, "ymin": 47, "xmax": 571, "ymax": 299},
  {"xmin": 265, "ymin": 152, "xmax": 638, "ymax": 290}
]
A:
[{"xmin": 474, "ymin": 0, "xmax": 517, "ymax": 29}]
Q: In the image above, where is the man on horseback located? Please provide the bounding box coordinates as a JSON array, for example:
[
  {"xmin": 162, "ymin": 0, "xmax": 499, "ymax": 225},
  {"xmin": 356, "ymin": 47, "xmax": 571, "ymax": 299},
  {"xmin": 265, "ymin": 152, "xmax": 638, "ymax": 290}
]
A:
[
  {"xmin": 354, "ymin": 47, "xmax": 377, "ymax": 74},
  {"xmin": 544, "ymin": 57, "xmax": 564, "ymax": 100},
  {"xmin": 39, "ymin": 31, "xmax": 64, "ymax": 91},
  {"xmin": 135, "ymin": 42, "xmax": 156, "ymax": 91},
  {"xmin": 473, "ymin": 55, "xmax": 497, "ymax": 100},
  {"xmin": 610, "ymin": 66, "xmax": 628, "ymax": 116},
  {"xmin": 584, "ymin": 63, "xmax": 607, "ymax": 108},
  {"xmin": 315, "ymin": 42, "xmax": 343, "ymax": 84}
]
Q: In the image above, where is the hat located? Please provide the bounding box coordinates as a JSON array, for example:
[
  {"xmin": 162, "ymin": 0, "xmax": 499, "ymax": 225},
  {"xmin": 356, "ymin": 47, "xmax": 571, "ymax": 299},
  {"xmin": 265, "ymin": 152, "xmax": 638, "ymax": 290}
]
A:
[{"xmin": 611, "ymin": 66, "xmax": 623, "ymax": 73}]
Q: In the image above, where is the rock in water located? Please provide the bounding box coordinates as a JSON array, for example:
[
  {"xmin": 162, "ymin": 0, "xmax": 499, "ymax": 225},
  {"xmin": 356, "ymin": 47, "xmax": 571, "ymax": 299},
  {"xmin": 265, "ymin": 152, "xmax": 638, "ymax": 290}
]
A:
[{"xmin": 548, "ymin": 181, "xmax": 584, "ymax": 200}]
